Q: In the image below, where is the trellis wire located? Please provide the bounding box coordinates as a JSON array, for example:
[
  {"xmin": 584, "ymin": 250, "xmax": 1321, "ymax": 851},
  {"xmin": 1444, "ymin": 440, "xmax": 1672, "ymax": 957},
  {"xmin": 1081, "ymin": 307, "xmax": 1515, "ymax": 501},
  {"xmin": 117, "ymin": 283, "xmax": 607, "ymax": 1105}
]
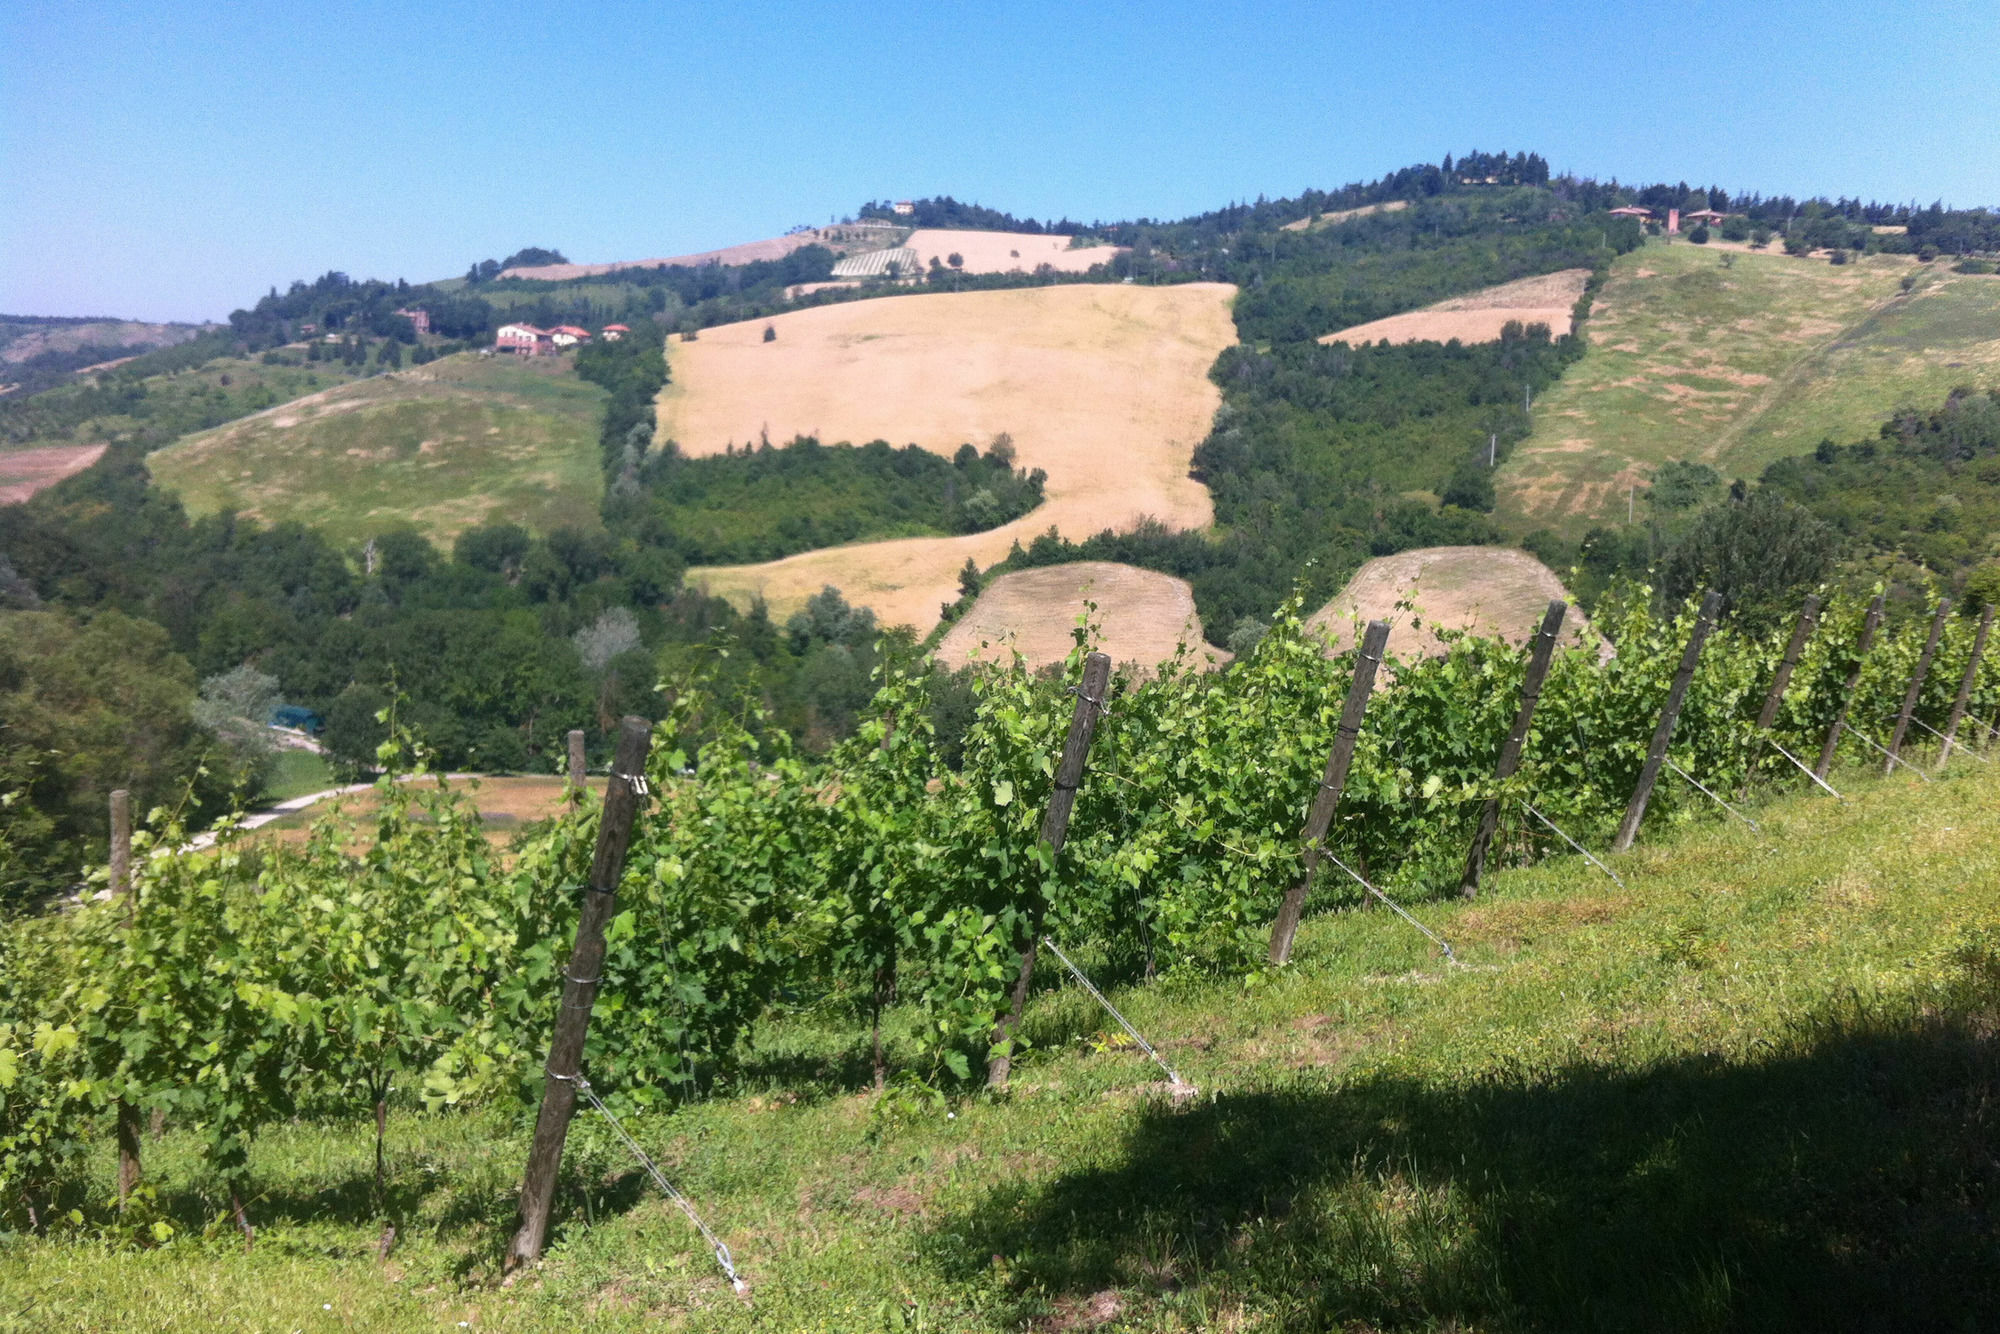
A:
[
  {"xmin": 1902, "ymin": 714, "xmax": 1991, "ymax": 764},
  {"xmin": 1040, "ymin": 936, "xmax": 1190, "ymax": 1091},
  {"xmin": 1767, "ymin": 737, "xmax": 1843, "ymax": 798},
  {"xmin": 1842, "ymin": 723, "xmax": 1931, "ymax": 781},
  {"xmin": 1664, "ymin": 758, "xmax": 1760, "ymax": 831},
  {"xmin": 1521, "ymin": 800, "xmax": 1625, "ymax": 888},
  {"xmin": 555, "ymin": 1072, "xmax": 747, "ymax": 1294},
  {"xmin": 1320, "ymin": 848, "xmax": 1458, "ymax": 964}
]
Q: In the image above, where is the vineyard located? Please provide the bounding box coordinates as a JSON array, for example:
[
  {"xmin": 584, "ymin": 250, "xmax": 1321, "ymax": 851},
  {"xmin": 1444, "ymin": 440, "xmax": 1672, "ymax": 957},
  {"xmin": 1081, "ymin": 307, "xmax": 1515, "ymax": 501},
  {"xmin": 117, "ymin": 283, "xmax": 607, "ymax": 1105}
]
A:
[{"xmin": 3, "ymin": 583, "xmax": 1998, "ymax": 1326}]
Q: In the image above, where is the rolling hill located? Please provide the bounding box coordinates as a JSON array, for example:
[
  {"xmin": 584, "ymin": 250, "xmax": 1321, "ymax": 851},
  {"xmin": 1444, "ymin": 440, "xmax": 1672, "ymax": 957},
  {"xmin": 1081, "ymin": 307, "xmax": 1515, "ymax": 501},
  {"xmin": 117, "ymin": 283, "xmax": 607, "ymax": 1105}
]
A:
[
  {"xmin": 938, "ymin": 561, "xmax": 1228, "ymax": 673},
  {"xmin": 148, "ymin": 353, "xmax": 608, "ymax": 546}
]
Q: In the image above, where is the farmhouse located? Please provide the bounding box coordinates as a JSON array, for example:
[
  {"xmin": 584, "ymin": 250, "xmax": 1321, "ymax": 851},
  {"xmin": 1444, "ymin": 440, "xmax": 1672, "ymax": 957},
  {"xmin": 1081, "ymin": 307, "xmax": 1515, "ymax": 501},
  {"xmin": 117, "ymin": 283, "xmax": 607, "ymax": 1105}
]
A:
[
  {"xmin": 548, "ymin": 325, "xmax": 592, "ymax": 348},
  {"xmin": 1683, "ymin": 208, "xmax": 1731, "ymax": 226},
  {"xmin": 601, "ymin": 323, "xmax": 630, "ymax": 342},
  {"xmin": 1607, "ymin": 206, "xmax": 1653, "ymax": 220},
  {"xmin": 891, "ymin": 200, "xmax": 915, "ymax": 216},
  {"xmin": 393, "ymin": 306, "xmax": 430, "ymax": 335},
  {"xmin": 496, "ymin": 323, "xmax": 550, "ymax": 355}
]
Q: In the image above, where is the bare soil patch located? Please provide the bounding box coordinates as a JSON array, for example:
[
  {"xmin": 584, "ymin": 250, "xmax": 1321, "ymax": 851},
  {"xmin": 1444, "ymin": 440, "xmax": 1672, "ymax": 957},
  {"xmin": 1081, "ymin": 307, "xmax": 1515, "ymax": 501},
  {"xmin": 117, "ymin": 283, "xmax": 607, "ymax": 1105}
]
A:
[
  {"xmin": 0, "ymin": 443, "xmax": 106, "ymax": 504},
  {"xmin": 902, "ymin": 230, "xmax": 1126, "ymax": 276},
  {"xmin": 663, "ymin": 283, "xmax": 1237, "ymax": 629},
  {"xmin": 1321, "ymin": 269, "xmax": 1590, "ymax": 346},
  {"xmin": 1280, "ymin": 199, "xmax": 1411, "ymax": 231},
  {"xmin": 1305, "ymin": 546, "xmax": 1606, "ymax": 659},
  {"xmin": 938, "ymin": 562, "xmax": 1228, "ymax": 673}
]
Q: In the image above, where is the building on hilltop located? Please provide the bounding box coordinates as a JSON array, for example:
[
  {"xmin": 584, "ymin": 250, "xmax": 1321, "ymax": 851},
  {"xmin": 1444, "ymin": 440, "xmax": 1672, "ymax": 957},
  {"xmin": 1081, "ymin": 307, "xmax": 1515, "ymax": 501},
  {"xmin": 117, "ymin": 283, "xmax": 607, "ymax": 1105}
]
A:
[
  {"xmin": 497, "ymin": 322, "xmax": 551, "ymax": 355},
  {"xmin": 1607, "ymin": 206, "xmax": 1653, "ymax": 220},
  {"xmin": 548, "ymin": 325, "xmax": 592, "ymax": 348},
  {"xmin": 891, "ymin": 200, "xmax": 914, "ymax": 216},
  {"xmin": 600, "ymin": 324, "xmax": 630, "ymax": 342},
  {"xmin": 393, "ymin": 307, "xmax": 430, "ymax": 336},
  {"xmin": 1682, "ymin": 208, "xmax": 1731, "ymax": 226}
]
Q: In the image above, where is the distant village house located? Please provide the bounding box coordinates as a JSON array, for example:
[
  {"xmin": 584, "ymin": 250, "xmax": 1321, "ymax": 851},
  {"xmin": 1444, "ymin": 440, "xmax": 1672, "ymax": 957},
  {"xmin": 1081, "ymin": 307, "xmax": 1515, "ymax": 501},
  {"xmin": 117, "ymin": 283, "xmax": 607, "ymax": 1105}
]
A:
[
  {"xmin": 394, "ymin": 307, "xmax": 430, "ymax": 336},
  {"xmin": 497, "ymin": 322, "xmax": 551, "ymax": 355},
  {"xmin": 601, "ymin": 323, "xmax": 629, "ymax": 341},
  {"xmin": 548, "ymin": 325, "xmax": 592, "ymax": 347},
  {"xmin": 891, "ymin": 200, "xmax": 915, "ymax": 216},
  {"xmin": 1607, "ymin": 206, "xmax": 1653, "ymax": 220}
]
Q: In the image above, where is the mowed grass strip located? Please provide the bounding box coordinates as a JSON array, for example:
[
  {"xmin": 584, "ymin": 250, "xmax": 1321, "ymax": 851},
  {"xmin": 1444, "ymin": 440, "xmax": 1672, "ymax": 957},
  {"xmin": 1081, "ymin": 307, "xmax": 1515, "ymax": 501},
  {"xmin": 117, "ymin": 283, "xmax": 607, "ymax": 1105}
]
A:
[
  {"xmin": 148, "ymin": 354, "xmax": 609, "ymax": 547},
  {"xmin": 1495, "ymin": 241, "xmax": 1985, "ymax": 537},
  {"xmin": 9, "ymin": 760, "xmax": 1998, "ymax": 1330}
]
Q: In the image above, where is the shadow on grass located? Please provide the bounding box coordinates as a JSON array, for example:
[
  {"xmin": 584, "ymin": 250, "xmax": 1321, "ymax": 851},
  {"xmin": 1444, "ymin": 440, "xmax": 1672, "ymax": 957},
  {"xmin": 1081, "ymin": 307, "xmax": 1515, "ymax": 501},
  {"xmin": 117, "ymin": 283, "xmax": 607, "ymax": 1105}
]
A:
[{"xmin": 929, "ymin": 988, "xmax": 2000, "ymax": 1331}]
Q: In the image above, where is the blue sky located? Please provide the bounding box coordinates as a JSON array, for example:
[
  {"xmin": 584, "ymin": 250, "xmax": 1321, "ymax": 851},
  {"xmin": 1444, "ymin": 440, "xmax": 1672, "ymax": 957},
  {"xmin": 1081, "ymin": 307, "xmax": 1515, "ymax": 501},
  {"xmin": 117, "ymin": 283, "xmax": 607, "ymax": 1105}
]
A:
[{"xmin": 4, "ymin": 0, "xmax": 1997, "ymax": 323}]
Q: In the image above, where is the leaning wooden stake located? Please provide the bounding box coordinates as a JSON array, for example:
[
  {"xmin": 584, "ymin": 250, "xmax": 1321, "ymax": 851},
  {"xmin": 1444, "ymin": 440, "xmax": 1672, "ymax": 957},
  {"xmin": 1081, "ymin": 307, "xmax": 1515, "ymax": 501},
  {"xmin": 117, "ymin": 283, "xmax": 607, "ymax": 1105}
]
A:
[
  {"xmin": 1815, "ymin": 594, "xmax": 1885, "ymax": 780},
  {"xmin": 1460, "ymin": 602, "xmax": 1566, "ymax": 899},
  {"xmin": 1938, "ymin": 604, "xmax": 1994, "ymax": 770},
  {"xmin": 1743, "ymin": 594, "xmax": 1820, "ymax": 794},
  {"xmin": 1885, "ymin": 597, "xmax": 1952, "ymax": 774},
  {"xmin": 1613, "ymin": 590, "xmax": 1723, "ymax": 853},
  {"xmin": 505, "ymin": 716, "xmax": 654, "ymax": 1273},
  {"xmin": 987, "ymin": 651, "xmax": 1112, "ymax": 1092},
  {"xmin": 566, "ymin": 729, "xmax": 586, "ymax": 797},
  {"xmin": 108, "ymin": 788, "xmax": 143, "ymax": 1209},
  {"xmin": 1269, "ymin": 620, "xmax": 1392, "ymax": 964}
]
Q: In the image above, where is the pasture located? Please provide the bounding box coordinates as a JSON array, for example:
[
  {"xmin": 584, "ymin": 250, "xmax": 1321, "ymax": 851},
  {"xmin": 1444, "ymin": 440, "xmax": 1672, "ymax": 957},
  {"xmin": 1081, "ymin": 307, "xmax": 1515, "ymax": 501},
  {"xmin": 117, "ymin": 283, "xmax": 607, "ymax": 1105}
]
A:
[
  {"xmin": 1305, "ymin": 545, "xmax": 1601, "ymax": 658},
  {"xmin": 0, "ymin": 442, "xmax": 106, "ymax": 503},
  {"xmin": 1279, "ymin": 197, "xmax": 1412, "ymax": 230},
  {"xmin": 660, "ymin": 283, "xmax": 1237, "ymax": 628},
  {"xmin": 1319, "ymin": 268, "xmax": 1588, "ymax": 346},
  {"xmin": 1492, "ymin": 242, "xmax": 1997, "ymax": 536},
  {"xmin": 148, "ymin": 353, "xmax": 608, "ymax": 548},
  {"xmin": 937, "ymin": 561, "xmax": 1228, "ymax": 673}
]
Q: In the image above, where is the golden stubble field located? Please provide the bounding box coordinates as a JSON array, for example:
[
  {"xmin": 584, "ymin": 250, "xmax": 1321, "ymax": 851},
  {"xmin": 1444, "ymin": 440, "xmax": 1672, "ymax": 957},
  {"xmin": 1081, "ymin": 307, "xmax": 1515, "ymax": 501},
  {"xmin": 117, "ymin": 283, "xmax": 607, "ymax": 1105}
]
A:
[
  {"xmin": 902, "ymin": 229, "xmax": 1126, "ymax": 275},
  {"xmin": 937, "ymin": 561, "xmax": 1229, "ymax": 673},
  {"xmin": 1306, "ymin": 546, "xmax": 1606, "ymax": 660},
  {"xmin": 1319, "ymin": 269, "xmax": 1589, "ymax": 346},
  {"xmin": 658, "ymin": 283, "xmax": 1238, "ymax": 629}
]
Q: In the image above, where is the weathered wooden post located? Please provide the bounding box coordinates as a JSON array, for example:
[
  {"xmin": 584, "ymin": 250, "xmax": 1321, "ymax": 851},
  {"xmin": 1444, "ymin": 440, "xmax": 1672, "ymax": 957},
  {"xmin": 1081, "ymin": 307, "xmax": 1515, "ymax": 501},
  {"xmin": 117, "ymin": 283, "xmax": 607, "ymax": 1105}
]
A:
[
  {"xmin": 1742, "ymin": 594, "xmax": 1820, "ymax": 794},
  {"xmin": 1885, "ymin": 597, "xmax": 1952, "ymax": 774},
  {"xmin": 505, "ymin": 716, "xmax": 654, "ymax": 1273},
  {"xmin": 1613, "ymin": 590, "xmax": 1723, "ymax": 853},
  {"xmin": 108, "ymin": 788, "xmax": 141, "ymax": 1207},
  {"xmin": 987, "ymin": 651, "xmax": 1112, "ymax": 1092},
  {"xmin": 1938, "ymin": 604, "xmax": 1994, "ymax": 769},
  {"xmin": 1815, "ymin": 594, "xmax": 1885, "ymax": 780},
  {"xmin": 1460, "ymin": 602, "xmax": 1566, "ymax": 899},
  {"xmin": 1268, "ymin": 620, "xmax": 1392, "ymax": 964},
  {"xmin": 566, "ymin": 729, "xmax": 587, "ymax": 796}
]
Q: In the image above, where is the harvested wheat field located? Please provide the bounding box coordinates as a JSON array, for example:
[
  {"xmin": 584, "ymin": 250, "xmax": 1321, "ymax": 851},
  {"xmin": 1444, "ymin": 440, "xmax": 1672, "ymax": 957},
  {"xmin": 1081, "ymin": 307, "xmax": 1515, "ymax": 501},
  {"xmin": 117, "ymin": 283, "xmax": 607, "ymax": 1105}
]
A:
[
  {"xmin": 254, "ymin": 775, "xmax": 597, "ymax": 855},
  {"xmin": 1320, "ymin": 269, "xmax": 1589, "ymax": 347},
  {"xmin": 1306, "ymin": 546, "xmax": 1605, "ymax": 660},
  {"xmin": 0, "ymin": 443, "xmax": 106, "ymax": 503},
  {"xmin": 938, "ymin": 561, "xmax": 1229, "ymax": 673},
  {"xmin": 661, "ymin": 282, "xmax": 1237, "ymax": 628},
  {"xmin": 1280, "ymin": 198, "xmax": 1411, "ymax": 231},
  {"xmin": 903, "ymin": 229, "xmax": 1126, "ymax": 275}
]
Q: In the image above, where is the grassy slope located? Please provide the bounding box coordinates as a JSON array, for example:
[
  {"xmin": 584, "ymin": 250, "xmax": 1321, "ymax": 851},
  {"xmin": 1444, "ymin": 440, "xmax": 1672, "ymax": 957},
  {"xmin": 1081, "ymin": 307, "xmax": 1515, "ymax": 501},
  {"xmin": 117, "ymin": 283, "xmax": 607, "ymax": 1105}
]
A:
[
  {"xmin": 148, "ymin": 354, "xmax": 608, "ymax": 548},
  {"xmin": 8, "ymin": 755, "xmax": 1998, "ymax": 1330},
  {"xmin": 1497, "ymin": 240, "xmax": 2000, "ymax": 538}
]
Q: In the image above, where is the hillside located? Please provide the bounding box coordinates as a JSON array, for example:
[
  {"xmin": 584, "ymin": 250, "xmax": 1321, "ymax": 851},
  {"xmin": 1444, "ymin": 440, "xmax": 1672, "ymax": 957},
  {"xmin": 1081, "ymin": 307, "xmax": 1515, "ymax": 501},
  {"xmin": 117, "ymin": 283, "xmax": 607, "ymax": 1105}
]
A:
[
  {"xmin": 660, "ymin": 283, "xmax": 1237, "ymax": 627},
  {"xmin": 1496, "ymin": 242, "xmax": 2000, "ymax": 536},
  {"xmin": 1318, "ymin": 268, "xmax": 1588, "ymax": 347},
  {"xmin": 1305, "ymin": 545, "xmax": 1604, "ymax": 658},
  {"xmin": 938, "ymin": 561, "xmax": 1228, "ymax": 672},
  {"xmin": 11, "ymin": 761, "xmax": 1997, "ymax": 1330},
  {"xmin": 148, "ymin": 353, "xmax": 608, "ymax": 546}
]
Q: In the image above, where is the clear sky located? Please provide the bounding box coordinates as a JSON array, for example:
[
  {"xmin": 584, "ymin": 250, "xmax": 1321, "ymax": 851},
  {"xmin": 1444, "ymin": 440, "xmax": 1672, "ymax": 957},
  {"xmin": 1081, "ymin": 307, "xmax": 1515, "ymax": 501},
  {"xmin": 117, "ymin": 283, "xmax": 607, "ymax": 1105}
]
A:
[{"xmin": 4, "ymin": 0, "xmax": 1997, "ymax": 323}]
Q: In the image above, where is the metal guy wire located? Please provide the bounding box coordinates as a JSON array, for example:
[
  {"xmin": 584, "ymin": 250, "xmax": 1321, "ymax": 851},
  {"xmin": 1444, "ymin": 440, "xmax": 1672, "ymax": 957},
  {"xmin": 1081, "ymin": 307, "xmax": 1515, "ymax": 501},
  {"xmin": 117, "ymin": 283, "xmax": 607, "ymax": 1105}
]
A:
[
  {"xmin": 1664, "ymin": 758, "xmax": 1760, "ymax": 831},
  {"xmin": 1766, "ymin": 737, "xmax": 1843, "ymax": 798},
  {"xmin": 1902, "ymin": 714, "xmax": 1990, "ymax": 764},
  {"xmin": 1521, "ymin": 800, "xmax": 1625, "ymax": 888},
  {"xmin": 1841, "ymin": 723, "xmax": 1931, "ymax": 781},
  {"xmin": 552, "ymin": 1072, "xmax": 747, "ymax": 1294},
  {"xmin": 1039, "ymin": 936, "xmax": 1190, "ymax": 1091},
  {"xmin": 1319, "ymin": 849, "xmax": 1458, "ymax": 964}
]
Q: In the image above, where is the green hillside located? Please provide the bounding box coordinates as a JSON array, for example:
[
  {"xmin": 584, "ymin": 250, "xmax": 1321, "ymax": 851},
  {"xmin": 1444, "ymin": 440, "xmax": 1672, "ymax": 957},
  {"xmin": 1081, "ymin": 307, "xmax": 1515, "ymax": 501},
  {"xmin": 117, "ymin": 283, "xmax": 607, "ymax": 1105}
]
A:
[
  {"xmin": 7, "ymin": 761, "xmax": 1997, "ymax": 1330},
  {"xmin": 1498, "ymin": 240, "xmax": 2000, "ymax": 538},
  {"xmin": 148, "ymin": 353, "xmax": 609, "ymax": 546}
]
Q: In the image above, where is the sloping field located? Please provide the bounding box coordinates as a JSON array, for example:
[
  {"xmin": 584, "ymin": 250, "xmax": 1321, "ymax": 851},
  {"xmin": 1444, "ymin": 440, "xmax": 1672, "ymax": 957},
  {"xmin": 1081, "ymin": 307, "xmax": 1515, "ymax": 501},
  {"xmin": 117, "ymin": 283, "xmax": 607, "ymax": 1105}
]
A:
[
  {"xmin": 1280, "ymin": 198, "xmax": 1411, "ymax": 231},
  {"xmin": 1320, "ymin": 268, "xmax": 1589, "ymax": 346},
  {"xmin": 0, "ymin": 318, "xmax": 209, "ymax": 363},
  {"xmin": 149, "ymin": 354, "xmax": 608, "ymax": 546},
  {"xmin": 831, "ymin": 247, "xmax": 920, "ymax": 278},
  {"xmin": 498, "ymin": 226, "xmax": 904, "ymax": 281},
  {"xmin": 1306, "ymin": 546, "xmax": 1603, "ymax": 659},
  {"xmin": 0, "ymin": 443, "xmax": 106, "ymax": 503},
  {"xmin": 659, "ymin": 282, "xmax": 1237, "ymax": 628},
  {"xmin": 1493, "ymin": 243, "xmax": 1989, "ymax": 536},
  {"xmin": 903, "ymin": 229, "xmax": 1126, "ymax": 275},
  {"xmin": 938, "ymin": 561, "xmax": 1229, "ymax": 672}
]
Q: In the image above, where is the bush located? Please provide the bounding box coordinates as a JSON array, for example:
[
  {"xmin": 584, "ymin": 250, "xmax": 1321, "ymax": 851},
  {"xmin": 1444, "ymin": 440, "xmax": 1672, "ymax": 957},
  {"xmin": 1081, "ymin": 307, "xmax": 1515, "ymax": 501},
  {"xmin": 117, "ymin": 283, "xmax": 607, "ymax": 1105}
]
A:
[
  {"xmin": 1720, "ymin": 216, "xmax": 1750, "ymax": 242},
  {"xmin": 1689, "ymin": 224, "xmax": 1710, "ymax": 245}
]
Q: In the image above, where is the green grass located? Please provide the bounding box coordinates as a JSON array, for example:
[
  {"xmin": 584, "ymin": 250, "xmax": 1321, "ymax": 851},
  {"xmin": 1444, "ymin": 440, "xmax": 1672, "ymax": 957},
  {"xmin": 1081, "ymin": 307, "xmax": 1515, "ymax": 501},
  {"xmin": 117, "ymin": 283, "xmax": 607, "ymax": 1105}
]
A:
[
  {"xmin": 7, "ymin": 756, "xmax": 1998, "ymax": 1330},
  {"xmin": 260, "ymin": 750, "xmax": 336, "ymax": 803},
  {"xmin": 1498, "ymin": 241, "xmax": 2000, "ymax": 539},
  {"xmin": 147, "ymin": 354, "xmax": 609, "ymax": 548}
]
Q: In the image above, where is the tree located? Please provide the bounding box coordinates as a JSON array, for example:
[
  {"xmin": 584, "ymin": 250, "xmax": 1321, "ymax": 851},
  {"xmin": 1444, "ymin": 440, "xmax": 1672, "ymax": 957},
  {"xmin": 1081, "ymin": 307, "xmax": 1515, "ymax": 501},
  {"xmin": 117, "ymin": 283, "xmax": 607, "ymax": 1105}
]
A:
[
  {"xmin": 192, "ymin": 665, "xmax": 283, "ymax": 796},
  {"xmin": 1659, "ymin": 491, "xmax": 1837, "ymax": 620}
]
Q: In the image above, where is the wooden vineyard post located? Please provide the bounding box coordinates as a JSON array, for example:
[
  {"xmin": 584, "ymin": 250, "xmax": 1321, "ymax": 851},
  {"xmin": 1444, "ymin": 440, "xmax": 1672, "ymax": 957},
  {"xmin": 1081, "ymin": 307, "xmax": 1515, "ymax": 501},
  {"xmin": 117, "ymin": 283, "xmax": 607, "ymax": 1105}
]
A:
[
  {"xmin": 566, "ymin": 729, "xmax": 586, "ymax": 797},
  {"xmin": 505, "ymin": 716, "xmax": 654, "ymax": 1273},
  {"xmin": 1268, "ymin": 620, "xmax": 1392, "ymax": 964},
  {"xmin": 109, "ymin": 788, "xmax": 142, "ymax": 1208},
  {"xmin": 1938, "ymin": 604, "xmax": 1994, "ymax": 770},
  {"xmin": 1460, "ymin": 602, "xmax": 1566, "ymax": 899},
  {"xmin": 1613, "ymin": 590, "xmax": 1723, "ymax": 853},
  {"xmin": 1885, "ymin": 597, "xmax": 1952, "ymax": 774},
  {"xmin": 1816, "ymin": 594, "xmax": 1885, "ymax": 780},
  {"xmin": 987, "ymin": 651, "xmax": 1112, "ymax": 1093},
  {"xmin": 1743, "ymin": 594, "xmax": 1820, "ymax": 794}
]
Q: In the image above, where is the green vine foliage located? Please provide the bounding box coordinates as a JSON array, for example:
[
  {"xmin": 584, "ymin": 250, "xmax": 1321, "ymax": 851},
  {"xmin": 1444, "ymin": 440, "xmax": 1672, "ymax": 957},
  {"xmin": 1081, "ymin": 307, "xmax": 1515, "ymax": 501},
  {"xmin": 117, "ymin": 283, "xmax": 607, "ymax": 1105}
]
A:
[{"xmin": 2, "ymin": 583, "xmax": 1996, "ymax": 1229}]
